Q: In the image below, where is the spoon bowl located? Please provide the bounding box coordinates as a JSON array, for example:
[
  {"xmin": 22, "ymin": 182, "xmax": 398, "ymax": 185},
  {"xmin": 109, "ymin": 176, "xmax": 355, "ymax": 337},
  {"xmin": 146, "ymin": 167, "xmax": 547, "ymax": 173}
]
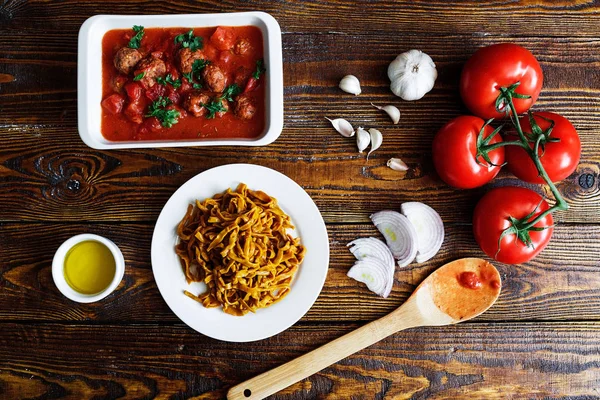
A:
[{"xmin": 228, "ymin": 258, "xmax": 501, "ymax": 400}]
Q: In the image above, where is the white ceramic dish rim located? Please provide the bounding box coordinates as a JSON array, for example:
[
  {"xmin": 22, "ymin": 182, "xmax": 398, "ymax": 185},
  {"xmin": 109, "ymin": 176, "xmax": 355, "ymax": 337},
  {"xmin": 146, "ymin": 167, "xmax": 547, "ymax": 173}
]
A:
[
  {"xmin": 151, "ymin": 164, "xmax": 330, "ymax": 342},
  {"xmin": 77, "ymin": 12, "xmax": 283, "ymax": 149},
  {"xmin": 52, "ymin": 234, "xmax": 125, "ymax": 303}
]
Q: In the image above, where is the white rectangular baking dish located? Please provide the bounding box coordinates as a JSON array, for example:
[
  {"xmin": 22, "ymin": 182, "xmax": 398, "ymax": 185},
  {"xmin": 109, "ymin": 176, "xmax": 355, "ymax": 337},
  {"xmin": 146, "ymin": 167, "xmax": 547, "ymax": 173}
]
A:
[{"xmin": 77, "ymin": 12, "xmax": 283, "ymax": 149}]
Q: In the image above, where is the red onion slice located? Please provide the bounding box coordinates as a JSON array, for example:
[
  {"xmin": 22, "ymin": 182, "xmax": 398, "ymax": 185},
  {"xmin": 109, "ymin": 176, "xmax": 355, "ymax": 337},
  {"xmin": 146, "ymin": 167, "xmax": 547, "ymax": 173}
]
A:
[
  {"xmin": 400, "ymin": 202, "xmax": 444, "ymax": 263},
  {"xmin": 347, "ymin": 237, "xmax": 395, "ymax": 297},
  {"xmin": 347, "ymin": 257, "xmax": 391, "ymax": 298},
  {"xmin": 370, "ymin": 211, "xmax": 417, "ymax": 267}
]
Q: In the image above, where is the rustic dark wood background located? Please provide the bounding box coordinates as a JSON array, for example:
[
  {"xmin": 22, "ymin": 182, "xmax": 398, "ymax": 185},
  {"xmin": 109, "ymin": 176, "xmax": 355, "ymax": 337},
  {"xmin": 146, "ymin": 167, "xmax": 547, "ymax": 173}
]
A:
[{"xmin": 1, "ymin": 0, "xmax": 600, "ymax": 398}]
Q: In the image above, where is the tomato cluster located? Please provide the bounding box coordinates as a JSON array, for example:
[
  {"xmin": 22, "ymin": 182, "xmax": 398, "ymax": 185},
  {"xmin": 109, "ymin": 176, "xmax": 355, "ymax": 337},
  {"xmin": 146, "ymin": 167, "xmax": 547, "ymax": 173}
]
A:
[{"xmin": 432, "ymin": 44, "xmax": 581, "ymax": 264}]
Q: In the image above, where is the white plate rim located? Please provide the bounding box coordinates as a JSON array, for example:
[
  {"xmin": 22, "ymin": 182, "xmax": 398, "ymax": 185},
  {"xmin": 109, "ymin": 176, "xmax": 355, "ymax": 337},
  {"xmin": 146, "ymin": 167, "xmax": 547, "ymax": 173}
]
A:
[{"xmin": 151, "ymin": 163, "xmax": 329, "ymax": 342}]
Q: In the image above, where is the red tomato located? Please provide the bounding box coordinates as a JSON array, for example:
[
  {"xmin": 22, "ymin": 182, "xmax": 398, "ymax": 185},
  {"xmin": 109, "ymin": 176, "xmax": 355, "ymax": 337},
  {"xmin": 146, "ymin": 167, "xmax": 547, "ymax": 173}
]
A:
[
  {"xmin": 460, "ymin": 44, "xmax": 543, "ymax": 119},
  {"xmin": 432, "ymin": 116, "xmax": 505, "ymax": 189},
  {"xmin": 210, "ymin": 26, "xmax": 236, "ymax": 51},
  {"xmin": 505, "ymin": 112, "xmax": 581, "ymax": 183},
  {"xmin": 101, "ymin": 94, "xmax": 125, "ymax": 115},
  {"xmin": 473, "ymin": 187, "xmax": 554, "ymax": 264},
  {"xmin": 124, "ymin": 82, "xmax": 143, "ymax": 102},
  {"xmin": 145, "ymin": 84, "xmax": 166, "ymax": 102}
]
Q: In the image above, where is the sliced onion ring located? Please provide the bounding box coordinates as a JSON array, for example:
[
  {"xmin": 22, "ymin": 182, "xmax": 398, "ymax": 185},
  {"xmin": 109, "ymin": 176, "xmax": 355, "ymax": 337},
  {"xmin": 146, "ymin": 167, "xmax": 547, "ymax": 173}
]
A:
[
  {"xmin": 370, "ymin": 211, "xmax": 417, "ymax": 267},
  {"xmin": 347, "ymin": 257, "xmax": 392, "ymax": 298},
  {"xmin": 400, "ymin": 202, "xmax": 444, "ymax": 263},
  {"xmin": 347, "ymin": 237, "xmax": 395, "ymax": 296}
]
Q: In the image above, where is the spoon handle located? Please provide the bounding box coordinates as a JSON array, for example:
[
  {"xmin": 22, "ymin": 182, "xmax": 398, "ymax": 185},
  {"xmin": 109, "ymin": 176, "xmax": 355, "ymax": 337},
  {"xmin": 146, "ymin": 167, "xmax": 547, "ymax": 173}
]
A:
[{"xmin": 227, "ymin": 303, "xmax": 422, "ymax": 400}]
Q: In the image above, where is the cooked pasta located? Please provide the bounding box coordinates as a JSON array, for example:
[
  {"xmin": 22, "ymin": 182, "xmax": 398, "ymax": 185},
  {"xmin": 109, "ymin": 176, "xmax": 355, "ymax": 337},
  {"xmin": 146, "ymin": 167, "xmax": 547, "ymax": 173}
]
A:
[{"xmin": 175, "ymin": 183, "xmax": 306, "ymax": 316}]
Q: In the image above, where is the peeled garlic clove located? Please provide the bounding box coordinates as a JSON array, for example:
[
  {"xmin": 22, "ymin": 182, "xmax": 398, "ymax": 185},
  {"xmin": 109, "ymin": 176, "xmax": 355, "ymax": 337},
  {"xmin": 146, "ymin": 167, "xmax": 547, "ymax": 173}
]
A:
[
  {"xmin": 339, "ymin": 75, "xmax": 361, "ymax": 96},
  {"xmin": 371, "ymin": 103, "xmax": 400, "ymax": 124},
  {"xmin": 356, "ymin": 127, "xmax": 370, "ymax": 153},
  {"xmin": 387, "ymin": 157, "xmax": 409, "ymax": 171},
  {"xmin": 326, "ymin": 117, "xmax": 355, "ymax": 137},
  {"xmin": 367, "ymin": 128, "xmax": 383, "ymax": 160}
]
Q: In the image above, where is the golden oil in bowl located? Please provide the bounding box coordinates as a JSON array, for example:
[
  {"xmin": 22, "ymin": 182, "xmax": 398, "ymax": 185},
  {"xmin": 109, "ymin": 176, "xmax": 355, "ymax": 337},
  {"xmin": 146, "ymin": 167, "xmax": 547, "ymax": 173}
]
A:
[{"xmin": 64, "ymin": 240, "xmax": 116, "ymax": 294}]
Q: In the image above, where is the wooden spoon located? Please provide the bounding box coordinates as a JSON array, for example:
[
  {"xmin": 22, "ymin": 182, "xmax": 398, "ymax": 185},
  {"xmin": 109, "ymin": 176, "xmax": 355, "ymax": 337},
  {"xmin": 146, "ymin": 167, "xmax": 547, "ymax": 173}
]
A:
[{"xmin": 227, "ymin": 258, "xmax": 501, "ymax": 400}]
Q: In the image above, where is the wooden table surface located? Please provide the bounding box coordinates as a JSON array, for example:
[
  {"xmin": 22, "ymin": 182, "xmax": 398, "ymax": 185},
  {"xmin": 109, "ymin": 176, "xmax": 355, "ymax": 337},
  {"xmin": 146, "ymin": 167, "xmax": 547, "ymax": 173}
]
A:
[{"xmin": 2, "ymin": 0, "xmax": 600, "ymax": 398}]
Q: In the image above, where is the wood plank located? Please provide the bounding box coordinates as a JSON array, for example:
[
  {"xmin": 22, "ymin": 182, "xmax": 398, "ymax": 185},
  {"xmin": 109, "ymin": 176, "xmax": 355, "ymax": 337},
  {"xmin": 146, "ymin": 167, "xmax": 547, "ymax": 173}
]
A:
[
  {"xmin": 1, "ymin": 321, "xmax": 600, "ymax": 399},
  {"xmin": 2, "ymin": 0, "xmax": 600, "ymax": 37},
  {"xmin": 2, "ymin": 222, "xmax": 600, "ymax": 323},
  {"xmin": 0, "ymin": 133, "xmax": 596, "ymax": 224}
]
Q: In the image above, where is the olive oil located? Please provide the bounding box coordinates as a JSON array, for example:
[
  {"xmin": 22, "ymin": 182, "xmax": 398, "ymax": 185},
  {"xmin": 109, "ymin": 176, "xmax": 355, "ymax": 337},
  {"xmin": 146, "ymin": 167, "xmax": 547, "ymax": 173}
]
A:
[{"xmin": 64, "ymin": 240, "xmax": 116, "ymax": 294}]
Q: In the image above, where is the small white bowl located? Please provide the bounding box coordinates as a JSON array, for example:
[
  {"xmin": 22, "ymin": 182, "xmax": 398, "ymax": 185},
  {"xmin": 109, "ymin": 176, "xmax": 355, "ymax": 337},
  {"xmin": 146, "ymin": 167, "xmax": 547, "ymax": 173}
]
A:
[
  {"xmin": 52, "ymin": 234, "xmax": 125, "ymax": 303},
  {"xmin": 77, "ymin": 12, "xmax": 284, "ymax": 149}
]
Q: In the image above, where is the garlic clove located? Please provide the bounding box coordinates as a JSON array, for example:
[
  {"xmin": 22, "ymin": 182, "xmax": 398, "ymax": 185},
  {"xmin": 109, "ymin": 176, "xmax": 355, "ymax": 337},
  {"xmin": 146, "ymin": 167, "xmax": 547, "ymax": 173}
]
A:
[
  {"xmin": 326, "ymin": 117, "xmax": 355, "ymax": 137},
  {"xmin": 387, "ymin": 157, "xmax": 409, "ymax": 171},
  {"xmin": 356, "ymin": 127, "xmax": 370, "ymax": 153},
  {"xmin": 367, "ymin": 128, "xmax": 383, "ymax": 160},
  {"xmin": 371, "ymin": 103, "xmax": 400, "ymax": 124},
  {"xmin": 339, "ymin": 75, "xmax": 362, "ymax": 96}
]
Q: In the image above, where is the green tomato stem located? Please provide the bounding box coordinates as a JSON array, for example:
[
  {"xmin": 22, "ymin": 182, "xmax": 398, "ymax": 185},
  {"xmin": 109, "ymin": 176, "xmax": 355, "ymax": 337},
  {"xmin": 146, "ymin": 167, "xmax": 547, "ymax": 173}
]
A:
[{"xmin": 504, "ymin": 94, "xmax": 569, "ymax": 230}]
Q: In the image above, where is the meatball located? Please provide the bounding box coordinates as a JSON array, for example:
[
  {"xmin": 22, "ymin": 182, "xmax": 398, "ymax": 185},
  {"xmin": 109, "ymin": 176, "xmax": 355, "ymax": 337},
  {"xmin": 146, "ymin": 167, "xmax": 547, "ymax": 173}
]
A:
[
  {"xmin": 233, "ymin": 39, "xmax": 252, "ymax": 55},
  {"xmin": 233, "ymin": 95, "xmax": 256, "ymax": 120},
  {"xmin": 133, "ymin": 56, "xmax": 166, "ymax": 88},
  {"xmin": 202, "ymin": 64, "xmax": 227, "ymax": 93},
  {"xmin": 177, "ymin": 48, "xmax": 207, "ymax": 74},
  {"xmin": 216, "ymin": 98, "xmax": 229, "ymax": 118},
  {"xmin": 113, "ymin": 47, "xmax": 142, "ymax": 75},
  {"xmin": 183, "ymin": 91, "xmax": 210, "ymax": 117}
]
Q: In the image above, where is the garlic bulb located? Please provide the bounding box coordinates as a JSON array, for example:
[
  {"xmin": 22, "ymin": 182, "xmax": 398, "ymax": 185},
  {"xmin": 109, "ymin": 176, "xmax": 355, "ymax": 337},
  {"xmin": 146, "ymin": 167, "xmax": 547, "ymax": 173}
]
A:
[
  {"xmin": 371, "ymin": 103, "xmax": 400, "ymax": 124},
  {"xmin": 388, "ymin": 50, "xmax": 437, "ymax": 101},
  {"xmin": 326, "ymin": 117, "xmax": 355, "ymax": 137},
  {"xmin": 387, "ymin": 157, "xmax": 409, "ymax": 171},
  {"xmin": 356, "ymin": 127, "xmax": 370, "ymax": 153},
  {"xmin": 367, "ymin": 128, "xmax": 382, "ymax": 160},
  {"xmin": 339, "ymin": 75, "xmax": 361, "ymax": 95}
]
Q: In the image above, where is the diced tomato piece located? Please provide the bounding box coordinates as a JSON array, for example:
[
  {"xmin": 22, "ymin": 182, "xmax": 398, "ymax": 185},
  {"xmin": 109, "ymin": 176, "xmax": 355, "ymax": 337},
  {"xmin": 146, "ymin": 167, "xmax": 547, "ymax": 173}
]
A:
[
  {"xmin": 101, "ymin": 94, "xmax": 125, "ymax": 115},
  {"xmin": 217, "ymin": 51, "xmax": 233, "ymax": 66},
  {"xmin": 243, "ymin": 77, "xmax": 259, "ymax": 93},
  {"xmin": 124, "ymin": 82, "xmax": 143, "ymax": 102},
  {"xmin": 166, "ymin": 85, "xmax": 180, "ymax": 105},
  {"xmin": 210, "ymin": 26, "xmax": 236, "ymax": 51},
  {"xmin": 112, "ymin": 75, "xmax": 129, "ymax": 92},
  {"xmin": 180, "ymin": 78, "xmax": 192, "ymax": 93},
  {"xmin": 124, "ymin": 101, "xmax": 144, "ymax": 124},
  {"xmin": 151, "ymin": 51, "xmax": 164, "ymax": 59},
  {"xmin": 145, "ymin": 84, "xmax": 166, "ymax": 102},
  {"xmin": 142, "ymin": 116, "xmax": 163, "ymax": 132}
]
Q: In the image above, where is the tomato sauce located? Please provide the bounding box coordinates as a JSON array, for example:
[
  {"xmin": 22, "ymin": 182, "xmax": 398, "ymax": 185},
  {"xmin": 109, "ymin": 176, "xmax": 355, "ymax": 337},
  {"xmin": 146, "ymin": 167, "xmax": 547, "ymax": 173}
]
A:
[{"xmin": 101, "ymin": 26, "xmax": 265, "ymax": 141}]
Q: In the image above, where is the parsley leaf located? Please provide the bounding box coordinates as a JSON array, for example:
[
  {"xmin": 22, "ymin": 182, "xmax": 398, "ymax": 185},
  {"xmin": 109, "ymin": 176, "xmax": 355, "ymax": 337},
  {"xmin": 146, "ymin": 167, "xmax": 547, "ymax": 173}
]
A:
[
  {"xmin": 202, "ymin": 100, "xmax": 227, "ymax": 119},
  {"xmin": 146, "ymin": 96, "xmax": 180, "ymax": 128},
  {"xmin": 156, "ymin": 74, "xmax": 182, "ymax": 89},
  {"xmin": 133, "ymin": 72, "xmax": 145, "ymax": 81},
  {"xmin": 220, "ymin": 84, "xmax": 241, "ymax": 102},
  {"xmin": 128, "ymin": 25, "xmax": 145, "ymax": 49},
  {"xmin": 191, "ymin": 59, "xmax": 210, "ymax": 79},
  {"xmin": 253, "ymin": 58, "xmax": 266, "ymax": 79},
  {"xmin": 174, "ymin": 29, "xmax": 203, "ymax": 52}
]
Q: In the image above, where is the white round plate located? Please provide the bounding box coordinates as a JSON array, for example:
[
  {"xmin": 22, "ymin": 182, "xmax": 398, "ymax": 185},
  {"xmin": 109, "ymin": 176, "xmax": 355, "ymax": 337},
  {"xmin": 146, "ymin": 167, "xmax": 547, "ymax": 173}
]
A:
[{"xmin": 151, "ymin": 164, "xmax": 329, "ymax": 342}]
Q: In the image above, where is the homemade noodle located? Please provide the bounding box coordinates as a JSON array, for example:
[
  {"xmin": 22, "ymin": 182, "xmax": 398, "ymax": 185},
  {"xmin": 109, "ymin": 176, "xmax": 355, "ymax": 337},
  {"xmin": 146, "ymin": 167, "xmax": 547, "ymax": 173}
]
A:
[{"xmin": 175, "ymin": 183, "xmax": 306, "ymax": 316}]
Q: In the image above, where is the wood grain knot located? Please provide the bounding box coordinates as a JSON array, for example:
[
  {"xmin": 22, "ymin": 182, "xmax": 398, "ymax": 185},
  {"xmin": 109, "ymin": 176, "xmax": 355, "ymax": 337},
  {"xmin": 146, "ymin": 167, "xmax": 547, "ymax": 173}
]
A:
[
  {"xmin": 0, "ymin": 73, "xmax": 15, "ymax": 83},
  {"xmin": 578, "ymin": 173, "xmax": 595, "ymax": 189}
]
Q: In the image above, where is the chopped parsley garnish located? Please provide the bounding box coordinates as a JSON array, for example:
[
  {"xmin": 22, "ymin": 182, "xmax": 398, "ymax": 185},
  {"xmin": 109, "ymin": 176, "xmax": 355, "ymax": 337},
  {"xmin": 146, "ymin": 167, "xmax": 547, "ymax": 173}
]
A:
[
  {"xmin": 133, "ymin": 72, "xmax": 145, "ymax": 81},
  {"xmin": 174, "ymin": 29, "xmax": 203, "ymax": 51},
  {"xmin": 202, "ymin": 100, "xmax": 227, "ymax": 119},
  {"xmin": 128, "ymin": 25, "xmax": 145, "ymax": 49},
  {"xmin": 220, "ymin": 84, "xmax": 241, "ymax": 102},
  {"xmin": 183, "ymin": 59, "xmax": 210, "ymax": 89},
  {"xmin": 146, "ymin": 96, "xmax": 180, "ymax": 128},
  {"xmin": 156, "ymin": 74, "xmax": 182, "ymax": 89},
  {"xmin": 253, "ymin": 58, "xmax": 266, "ymax": 79}
]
